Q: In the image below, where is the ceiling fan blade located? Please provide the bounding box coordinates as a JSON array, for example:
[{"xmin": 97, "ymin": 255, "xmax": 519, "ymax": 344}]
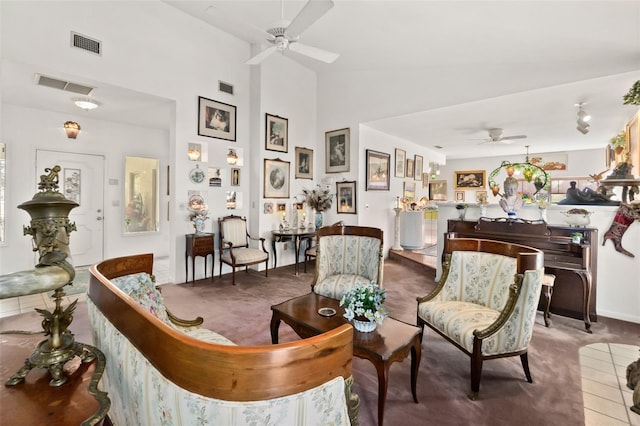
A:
[
  {"xmin": 502, "ymin": 135, "xmax": 527, "ymax": 140},
  {"xmin": 245, "ymin": 45, "xmax": 279, "ymax": 65},
  {"xmin": 286, "ymin": 0, "xmax": 334, "ymax": 38},
  {"xmin": 289, "ymin": 42, "xmax": 339, "ymax": 63}
]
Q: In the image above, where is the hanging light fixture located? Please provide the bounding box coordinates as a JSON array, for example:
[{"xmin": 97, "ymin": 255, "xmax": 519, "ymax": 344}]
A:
[
  {"xmin": 72, "ymin": 97, "xmax": 101, "ymax": 111},
  {"xmin": 64, "ymin": 121, "xmax": 81, "ymax": 139},
  {"xmin": 575, "ymin": 103, "xmax": 591, "ymax": 134}
]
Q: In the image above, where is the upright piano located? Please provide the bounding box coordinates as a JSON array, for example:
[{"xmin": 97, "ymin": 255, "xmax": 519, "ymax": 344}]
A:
[{"xmin": 447, "ymin": 218, "xmax": 597, "ymax": 333}]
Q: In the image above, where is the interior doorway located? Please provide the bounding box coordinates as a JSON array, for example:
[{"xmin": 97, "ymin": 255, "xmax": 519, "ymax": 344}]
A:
[{"xmin": 36, "ymin": 150, "xmax": 105, "ymax": 267}]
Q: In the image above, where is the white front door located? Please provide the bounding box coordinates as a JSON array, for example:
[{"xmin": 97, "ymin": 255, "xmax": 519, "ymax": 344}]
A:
[{"xmin": 36, "ymin": 150, "xmax": 104, "ymax": 267}]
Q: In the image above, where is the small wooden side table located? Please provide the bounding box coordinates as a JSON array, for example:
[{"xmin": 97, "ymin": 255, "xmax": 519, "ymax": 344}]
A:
[
  {"xmin": 1, "ymin": 333, "xmax": 110, "ymax": 425},
  {"xmin": 185, "ymin": 233, "xmax": 215, "ymax": 285}
]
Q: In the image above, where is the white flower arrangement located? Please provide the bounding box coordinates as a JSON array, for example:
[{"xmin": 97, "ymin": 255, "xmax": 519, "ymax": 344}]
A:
[{"xmin": 339, "ymin": 282, "xmax": 388, "ymax": 324}]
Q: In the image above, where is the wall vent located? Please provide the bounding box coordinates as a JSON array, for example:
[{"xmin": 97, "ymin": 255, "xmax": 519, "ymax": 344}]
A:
[
  {"xmin": 219, "ymin": 81, "xmax": 234, "ymax": 95},
  {"xmin": 71, "ymin": 31, "xmax": 102, "ymax": 56},
  {"xmin": 35, "ymin": 74, "xmax": 94, "ymax": 96}
]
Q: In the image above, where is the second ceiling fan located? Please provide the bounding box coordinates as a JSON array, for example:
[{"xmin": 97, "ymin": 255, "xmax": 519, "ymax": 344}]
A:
[
  {"xmin": 479, "ymin": 128, "xmax": 527, "ymax": 144},
  {"xmin": 245, "ymin": 0, "xmax": 339, "ymax": 65}
]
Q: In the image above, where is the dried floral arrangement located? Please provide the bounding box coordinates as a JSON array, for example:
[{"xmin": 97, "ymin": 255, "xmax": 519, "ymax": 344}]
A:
[{"xmin": 301, "ymin": 185, "xmax": 333, "ymax": 212}]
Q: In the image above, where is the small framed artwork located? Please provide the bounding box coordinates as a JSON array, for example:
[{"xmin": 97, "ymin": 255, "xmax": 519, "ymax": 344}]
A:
[
  {"xmin": 455, "ymin": 191, "xmax": 465, "ymax": 202},
  {"xmin": 295, "ymin": 147, "xmax": 313, "ymax": 179},
  {"xmin": 294, "ymin": 203, "xmax": 304, "ymax": 210},
  {"xmin": 365, "ymin": 149, "xmax": 390, "ymax": 191},
  {"xmin": 207, "ymin": 167, "xmax": 222, "ymax": 187},
  {"xmin": 230, "ymin": 168, "xmax": 240, "ymax": 186},
  {"xmin": 277, "ymin": 203, "xmax": 286, "ymax": 212},
  {"xmin": 394, "ymin": 148, "xmax": 406, "ymax": 177},
  {"xmin": 325, "ymin": 128, "xmax": 350, "ymax": 173},
  {"xmin": 403, "ymin": 181, "xmax": 416, "ymax": 201},
  {"xmin": 476, "ymin": 190, "xmax": 487, "ymax": 204},
  {"xmin": 422, "ymin": 172, "xmax": 429, "ymax": 188},
  {"xmin": 265, "ymin": 113, "xmax": 288, "ymax": 153},
  {"xmin": 264, "ymin": 202, "xmax": 274, "ymax": 214},
  {"xmin": 336, "ymin": 180, "xmax": 357, "ymax": 214},
  {"xmin": 264, "ymin": 158, "xmax": 290, "ymax": 198},
  {"xmin": 198, "ymin": 96, "xmax": 236, "ymax": 141},
  {"xmin": 414, "ymin": 155, "xmax": 423, "ymax": 181},
  {"xmin": 406, "ymin": 158, "xmax": 414, "ymax": 179},
  {"xmin": 428, "ymin": 180, "xmax": 447, "ymax": 201},
  {"xmin": 454, "ymin": 170, "xmax": 485, "ymax": 189}
]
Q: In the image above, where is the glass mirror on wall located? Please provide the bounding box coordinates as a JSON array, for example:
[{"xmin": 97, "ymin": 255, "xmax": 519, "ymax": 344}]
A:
[
  {"xmin": 0, "ymin": 143, "xmax": 5, "ymax": 243},
  {"xmin": 124, "ymin": 156, "xmax": 159, "ymax": 234}
]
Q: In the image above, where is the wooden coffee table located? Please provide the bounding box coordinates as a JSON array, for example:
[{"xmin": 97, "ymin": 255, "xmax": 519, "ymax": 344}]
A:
[{"xmin": 270, "ymin": 292, "xmax": 422, "ymax": 426}]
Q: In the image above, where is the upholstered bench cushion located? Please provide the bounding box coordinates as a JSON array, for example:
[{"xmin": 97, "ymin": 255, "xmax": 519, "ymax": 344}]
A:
[
  {"xmin": 314, "ymin": 274, "xmax": 372, "ymax": 299},
  {"xmin": 221, "ymin": 248, "xmax": 268, "ymax": 264}
]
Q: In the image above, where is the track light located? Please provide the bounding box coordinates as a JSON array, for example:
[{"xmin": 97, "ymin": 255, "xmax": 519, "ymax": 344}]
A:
[{"xmin": 575, "ymin": 103, "xmax": 591, "ymax": 134}]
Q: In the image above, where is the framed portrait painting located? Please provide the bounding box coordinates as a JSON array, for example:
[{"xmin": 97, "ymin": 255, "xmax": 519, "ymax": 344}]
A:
[
  {"xmin": 265, "ymin": 113, "xmax": 288, "ymax": 153},
  {"xmin": 325, "ymin": 128, "xmax": 350, "ymax": 173},
  {"xmin": 295, "ymin": 147, "xmax": 313, "ymax": 179},
  {"xmin": 366, "ymin": 150, "xmax": 390, "ymax": 191},
  {"xmin": 406, "ymin": 158, "xmax": 414, "ymax": 179},
  {"xmin": 264, "ymin": 158, "xmax": 290, "ymax": 199},
  {"xmin": 455, "ymin": 191, "xmax": 465, "ymax": 202},
  {"xmin": 336, "ymin": 180, "xmax": 357, "ymax": 214},
  {"xmin": 198, "ymin": 96, "xmax": 236, "ymax": 141},
  {"xmin": 454, "ymin": 170, "xmax": 485, "ymax": 189},
  {"xmin": 394, "ymin": 148, "xmax": 406, "ymax": 177}
]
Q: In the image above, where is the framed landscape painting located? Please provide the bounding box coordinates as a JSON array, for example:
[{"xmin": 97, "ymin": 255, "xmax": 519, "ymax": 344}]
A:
[
  {"xmin": 264, "ymin": 158, "xmax": 290, "ymax": 198},
  {"xmin": 265, "ymin": 113, "xmax": 288, "ymax": 153},
  {"xmin": 198, "ymin": 96, "xmax": 236, "ymax": 141},
  {"xmin": 366, "ymin": 150, "xmax": 390, "ymax": 191},
  {"xmin": 325, "ymin": 128, "xmax": 350, "ymax": 173}
]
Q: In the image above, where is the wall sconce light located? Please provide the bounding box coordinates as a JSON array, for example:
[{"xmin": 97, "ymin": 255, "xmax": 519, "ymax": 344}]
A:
[
  {"xmin": 187, "ymin": 143, "xmax": 201, "ymax": 161},
  {"xmin": 64, "ymin": 121, "xmax": 81, "ymax": 139},
  {"xmin": 575, "ymin": 102, "xmax": 591, "ymax": 134},
  {"xmin": 226, "ymin": 148, "xmax": 238, "ymax": 165}
]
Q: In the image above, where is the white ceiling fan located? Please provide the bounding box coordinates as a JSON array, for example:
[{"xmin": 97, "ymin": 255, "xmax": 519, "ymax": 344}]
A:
[
  {"xmin": 244, "ymin": 0, "xmax": 339, "ymax": 65},
  {"xmin": 477, "ymin": 128, "xmax": 527, "ymax": 144}
]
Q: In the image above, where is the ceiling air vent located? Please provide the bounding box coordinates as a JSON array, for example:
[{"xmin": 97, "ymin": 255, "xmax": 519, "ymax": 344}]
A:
[
  {"xmin": 35, "ymin": 74, "xmax": 94, "ymax": 96},
  {"xmin": 219, "ymin": 81, "xmax": 234, "ymax": 95},
  {"xmin": 71, "ymin": 31, "xmax": 102, "ymax": 56}
]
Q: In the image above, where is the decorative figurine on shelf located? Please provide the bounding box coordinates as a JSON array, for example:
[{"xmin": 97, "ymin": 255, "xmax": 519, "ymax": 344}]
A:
[
  {"xmin": 187, "ymin": 194, "xmax": 209, "ymax": 234},
  {"xmin": 499, "ymin": 175, "xmax": 524, "ymax": 218},
  {"xmin": 558, "ymin": 181, "xmax": 617, "ymax": 205}
]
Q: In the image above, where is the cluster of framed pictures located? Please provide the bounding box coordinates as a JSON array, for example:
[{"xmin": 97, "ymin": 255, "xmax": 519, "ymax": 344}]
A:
[{"xmin": 394, "ymin": 149, "xmax": 423, "ymax": 181}]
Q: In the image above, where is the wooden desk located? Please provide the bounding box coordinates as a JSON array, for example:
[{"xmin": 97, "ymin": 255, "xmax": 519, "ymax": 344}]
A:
[
  {"xmin": 0, "ymin": 334, "xmax": 110, "ymax": 425},
  {"xmin": 271, "ymin": 229, "xmax": 316, "ymax": 275},
  {"xmin": 185, "ymin": 233, "xmax": 214, "ymax": 285},
  {"xmin": 447, "ymin": 218, "xmax": 597, "ymax": 332}
]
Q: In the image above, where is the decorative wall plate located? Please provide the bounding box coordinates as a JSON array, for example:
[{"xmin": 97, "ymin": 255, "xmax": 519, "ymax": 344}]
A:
[{"xmin": 189, "ymin": 165, "xmax": 205, "ymax": 184}]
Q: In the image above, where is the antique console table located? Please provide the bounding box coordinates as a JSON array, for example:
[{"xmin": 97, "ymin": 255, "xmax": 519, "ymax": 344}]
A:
[
  {"xmin": 185, "ymin": 233, "xmax": 215, "ymax": 285},
  {"xmin": 271, "ymin": 229, "xmax": 316, "ymax": 275},
  {"xmin": 447, "ymin": 218, "xmax": 597, "ymax": 333}
]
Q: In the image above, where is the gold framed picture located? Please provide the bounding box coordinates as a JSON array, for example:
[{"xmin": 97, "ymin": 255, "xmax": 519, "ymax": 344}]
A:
[{"xmin": 454, "ymin": 170, "xmax": 485, "ymax": 189}]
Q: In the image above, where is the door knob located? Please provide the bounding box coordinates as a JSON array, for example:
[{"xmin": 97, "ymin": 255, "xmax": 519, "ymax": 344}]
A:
[{"xmin": 97, "ymin": 217, "xmax": 103, "ymax": 221}]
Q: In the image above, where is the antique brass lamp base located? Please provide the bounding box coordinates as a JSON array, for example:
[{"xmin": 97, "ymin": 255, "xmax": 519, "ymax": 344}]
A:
[{"xmin": 5, "ymin": 287, "xmax": 95, "ymax": 387}]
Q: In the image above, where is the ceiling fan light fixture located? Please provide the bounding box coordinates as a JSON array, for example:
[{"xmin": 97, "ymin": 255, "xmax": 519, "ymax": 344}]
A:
[{"xmin": 73, "ymin": 97, "xmax": 101, "ymax": 110}]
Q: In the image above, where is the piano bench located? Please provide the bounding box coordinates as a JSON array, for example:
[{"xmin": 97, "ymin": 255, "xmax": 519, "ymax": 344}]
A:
[{"xmin": 541, "ymin": 274, "xmax": 556, "ymax": 327}]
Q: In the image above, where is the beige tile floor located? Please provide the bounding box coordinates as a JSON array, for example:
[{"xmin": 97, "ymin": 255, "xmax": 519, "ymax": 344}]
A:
[
  {"xmin": 581, "ymin": 343, "xmax": 639, "ymax": 426},
  {"xmin": 0, "ymin": 257, "xmax": 170, "ymax": 319}
]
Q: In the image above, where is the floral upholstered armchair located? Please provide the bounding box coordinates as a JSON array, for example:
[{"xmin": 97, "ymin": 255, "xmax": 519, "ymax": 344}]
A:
[
  {"xmin": 311, "ymin": 225, "xmax": 384, "ymax": 299},
  {"xmin": 416, "ymin": 237, "xmax": 544, "ymax": 400}
]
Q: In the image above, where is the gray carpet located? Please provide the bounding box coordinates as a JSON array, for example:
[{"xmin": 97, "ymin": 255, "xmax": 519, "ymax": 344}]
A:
[{"xmin": 2, "ymin": 259, "xmax": 639, "ymax": 426}]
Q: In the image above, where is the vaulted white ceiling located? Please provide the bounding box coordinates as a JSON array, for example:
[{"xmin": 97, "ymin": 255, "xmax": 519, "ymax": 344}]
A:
[{"xmin": 167, "ymin": 0, "xmax": 640, "ymax": 159}]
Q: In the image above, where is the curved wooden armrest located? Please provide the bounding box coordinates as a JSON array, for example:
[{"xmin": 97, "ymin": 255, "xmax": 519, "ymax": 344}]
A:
[
  {"xmin": 416, "ymin": 257, "xmax": 451, "ymax": 304},
  {"xmin": 473, "ymin": 275, "xmax": 523, "ymax": 340},
  {"xmin": 166, "ymin": 308, "xmax": 204, "ymax": 327}
]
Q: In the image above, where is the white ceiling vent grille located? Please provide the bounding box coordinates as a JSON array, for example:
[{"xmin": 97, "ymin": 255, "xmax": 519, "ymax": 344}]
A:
[
  {"xmin": 219, "ymin": 81, "xmax": 234, "ymax": 95},
  {"xmin": 71, "ymin": 31, "xmax": 102, "ymax": 56},
  {"xmin": 35, "ymin": 74, "xmax": 94, "ymax": 96}
]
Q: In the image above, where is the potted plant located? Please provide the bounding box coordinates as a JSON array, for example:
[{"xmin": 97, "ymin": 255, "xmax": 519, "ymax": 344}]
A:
[
  {"xmin": 610, "ymin": 132, "xmax": 627, "ymax": 155},
  {"xmin": 623, "ymin": 80, "xmax": 640, "ymax": 105},
  {"xmin": 570, "ymin": 232, "xmax": 583, "ymax": 244},
  {"xmin": 340, "ymin": 282, "xmax": 388, "ymax": 332},
  {"xmin": 301, "ymin": 185, "xmax": 333, "ymax": 228},
  {"xmin": 455, "ymin": 203, "xmax": 468, "ymax": 220}
]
